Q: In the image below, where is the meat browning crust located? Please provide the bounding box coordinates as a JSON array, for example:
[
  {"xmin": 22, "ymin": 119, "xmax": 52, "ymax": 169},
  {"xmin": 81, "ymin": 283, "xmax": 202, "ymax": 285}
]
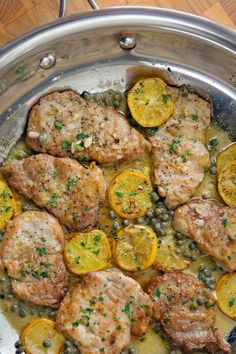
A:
[
  {"xmin": 0, "ymin": 154, "xmax": 106, "ymax": 231},
  {"xmin": 56, "ymin": 269, "xmax": 152, "ymax": 354},
  {"xmin": 26, "ymin": 90, "xmax": 151, "ymax": 163},
  {"xmin": 172, "ymin": 198, "xmax": 236, "ymax": 272},
  {"xmin": 148, "ymin": 87, "xmax": 210, "ymax": 209},
  {"xmin": 146, "ymin": 272, "xmax": 231, "ymax": 353},
  {"xmin": 1, "ymin": 211, "xmax": 68, "ymax": 308}
]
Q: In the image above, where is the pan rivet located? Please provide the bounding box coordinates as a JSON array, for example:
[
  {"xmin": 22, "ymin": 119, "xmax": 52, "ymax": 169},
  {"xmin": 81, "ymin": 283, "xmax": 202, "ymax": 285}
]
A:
[
  {"xmin": 119, "ymin": 36, "xmax": 136, "ymax": 50},
  {"xmin": 40, "ymin": 54, "xmax": 56, "ymax": 69}
]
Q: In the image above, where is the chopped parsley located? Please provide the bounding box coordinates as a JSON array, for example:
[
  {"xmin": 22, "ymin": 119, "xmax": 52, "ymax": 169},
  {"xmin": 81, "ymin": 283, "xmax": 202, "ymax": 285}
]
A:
[
  {"xmin": 162, "ymin": 94, "xmax": 169, "ymax": 104},
  {"xmin": 76, "ymin": 133, "xmax": 90, "ymax": 140},
  {"xmin": 152, "ymin": 324, "xmax": 161, "ymax": 334},
  {"xmin": 123, "ymin": 303, "xmax": 130, "ymax": 314},
  {"xmin": 115, "ymin": 191, "xmax": 124, "ymax": 198},
  {"xmin": 233, "ymin": 178, "xmax": 236, "ymax": 184},
  {"xmin": 167, "ymin": 294, "xmax": 173, "ymax": 301},
  {"xmin": 61, "ymin": 140, "xmax": 71, "ymax": 149},
  {"xmin": 94, "ymin": 235, "xmax": 101, "ymax": 243},
  {"xmin": 16, "ymin": 66, "xmax": 24, "ymax": 75},
  {"xmin": 140, "ymin": 337, "xmax": 146, "ymax": 342},
  {"xmin": 222, "ymin": 217, "xmax": 228, "ymax": 228},
  {"xmin": 72, "ymin": 320, "xmax": 81, "ymax": 327},
  {"xmin": 113, "ymin": 316, "xmax": 119, "ymax": 321},
  {"xmin": 99, "ymin": 349, "xmax": 105, "ymax": 353},
  {"xmin": 163, "ymin": 318, "xmax": 170, "ymax": 323},
  {"xmin": 5, "ymin": 206, "xmax": 11, "ymax": 212},
  {"xmin": 50, "ymin": 194, "xmax": 58, "ymax": 208},
  {"xmin": 116, "ymin": 325, "xmax": 122, "ymax": 330},
  {"xmin": 37, "ymin": 247, "xmax": 47, "ymax": 257},
  {"xmin": 54, "ymin": 120, "xmax": 63, "ymax": 130},
  {"xmin": 130, "ymin": 191, "xmax": 137, "ymax": 196},
  {"xmin": 75, "ymin": 256, "xmax": 80, "ymax": 264},
  {"xmin": 19, "ymin": 269, "xmax": 28, "ymax": 277},
  {"xmin": 40, "ymin": 237, "xmax": 46, "ymax": 242},
  {"xmin": 92, "ymin": 249, "xmax": 100, "ymax": 256},
  {"xmin": 98, "ymin": 296, "xmax": 104, "ymax": 302},
  {"xmin": 191, "ymin": 114, "xmax": 199, "ymax": 121},
  {"xmin": 229, "ymin": 298, "xmax": 235, "ymax": 307},
  {"xmin": 181, "ymin": 156, "xmax": 187, "ymax": 163},
  {"xmin": 2, "ymin": 190, "xmax": 8, "ymax": 199},
  {"xmin": 148, "ymin": 127, "xmax": 158, "ymax": 136},
  {"xmin": 203, "ymin": 166, "xmax": 210, "ymax": 173},
  {"xmin": 169, "ymin": 136, "xmax": 181, "ymax": 152},
  {"xmin": 208, "ymin": 138, "xmax": 218, "ymax": 152},
  {"xmin": 66, "ymin": 178, "xmax": 78, "ymax": 192},
  {"xmin": 75, "ymin": 142, "xmax": 84, "ymax": 151},
  {"xmin": 182, "ymin": 89, "xmax": 189, "ymax": 97},
  {"xmin": 154, "ymin": 288, "xmax": 161, "ymax": 297}
]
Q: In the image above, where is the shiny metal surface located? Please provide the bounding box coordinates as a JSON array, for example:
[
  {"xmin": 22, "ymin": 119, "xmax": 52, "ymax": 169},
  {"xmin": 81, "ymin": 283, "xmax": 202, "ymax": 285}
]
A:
[
  {"xmin": 119, "ymin": 36, "xmax": 137, "ymax": 50},
  {"xmin": 0, "ymin": 6, "xmax": 235, "ymax": 353},
  {"xmin": 39, "ymin": 53, "xmax": 56, "ymax": 69}
]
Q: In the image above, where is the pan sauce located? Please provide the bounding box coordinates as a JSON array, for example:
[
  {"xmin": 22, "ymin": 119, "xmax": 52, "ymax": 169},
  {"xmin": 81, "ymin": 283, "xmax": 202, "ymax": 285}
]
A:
[{"xmin": 0, "ymin": 105, "xmax": 235, "ymax": 354}]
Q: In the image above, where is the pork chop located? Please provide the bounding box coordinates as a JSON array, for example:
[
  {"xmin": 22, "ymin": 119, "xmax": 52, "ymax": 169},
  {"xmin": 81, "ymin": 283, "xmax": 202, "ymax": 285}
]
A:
[
  {"xmin": 0, "ymin": 154, "xmax": 106, "ymax": 231},
  {"xmin": 1, "ymin": 211, "xmax": 68, "ymax": 308},
  {"xmin": 146, "ymin": 272, "xmax": 231, "ymax": 353},
  {"xmin": 56, "ymin": 269, "xmax": 152, "ymax": 354},
  {"xmin": 148, "ymin": 88, "xmax": 210, "ymax": 209},
  {"xmin": 26, "ymin": 90, "xmax": 151, "ymax": 163},
  {"xmin": 172, "ymin": 198, "xmax": 236, "ymax": 272}
]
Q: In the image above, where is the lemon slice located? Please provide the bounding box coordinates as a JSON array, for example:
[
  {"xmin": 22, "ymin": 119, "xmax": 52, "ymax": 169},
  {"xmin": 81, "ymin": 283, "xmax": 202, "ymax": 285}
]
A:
[
  {"xmin": 127, "ymin": 78, "xmax": 175, "ymax": 127},
  {"xmin": 153, "ymin": 233, "xmax": 191, "ymax": 271},
  {"xmin": 0, "ymin": 180, "xmax": 17, "ymax": 230},
  {"xmin": 217, "ymin": 143, "xmax": 236, "ymax": 173},
  {"xmin": 218, "ymin": 160, "xmax": 236, "ymax": 207},
  {"xmin": 108, "ymin": 170, "xmax": 153, "ymax": 219},
  {"xmin": 113, "ymin": 224, "xmax": 157, "ymax": 271},
  {"xmin": 216, "ymin": 273, "xmax": 236, "ymax": 320},
  {"xmin": 21, "ymin": 318, "xmax": 64, "ymax": 354},
  {"xmin": 64, "ymin": 230, "xmax": 111, "ymax": 275}
]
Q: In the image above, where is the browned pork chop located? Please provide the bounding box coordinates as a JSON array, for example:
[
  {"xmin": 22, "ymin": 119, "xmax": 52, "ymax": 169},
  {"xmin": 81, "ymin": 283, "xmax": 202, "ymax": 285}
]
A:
[
  {"xmin": 26, "ymin": 90, "xmax": 151, "ymax": 163},
  {"xmin": 172, "ymin": 198, "xmax": 236, "ymax": 272},
  {"xmin": 1, "ymin": 154, "xmax": 106, "ymax": 231},
  {"xmin": 146, "ymin": 272, "xmax": 231, "ymax": 353},
  {"xmin": 148, "ymin": 88, "xmax": 210, "ymax": 209},
  {"xmin": 56, "ymin": 269, "xmax": 152, "ymax": 354},
  {"xmin": 1, "ymin": 211, "xmax": 68, "ymax": 308}
]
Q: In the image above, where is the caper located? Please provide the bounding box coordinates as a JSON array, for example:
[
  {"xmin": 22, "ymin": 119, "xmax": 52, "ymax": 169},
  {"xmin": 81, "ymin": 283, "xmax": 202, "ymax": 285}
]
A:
[
  {"xmin": 19, "ymin": 308, "xmax": 27, "ymax": 318},
  {"xmin": 10, "ymin": 304, "xmax": 18, "ymax": 313},
  {"xmin": 209, "ymin": 284, "xmax": 215, "ymax": 291},
  {"xmin": 113, "ymin": 100, "xmax": 120, "ymax": 107},
  {"xmin": 199, "ymin": 264, "xmax": 206, "ymax": 272},
  {"xmin": 113, "ymin": 221, "xmax": 120, "ymax": 230},
  {"xmin": 14, "ymin": 340, "xmax": 22, "ymax": 349},
  {"xmin": 38, "ymin": 133, "xmax": 48, "ymax": 143},
  {"xmin": 146, "ymin": 209, "xmax": 155, "ymax": 218},
  {"xmin": 43, "ymin": 340, "xmax": 51, "ymax": 348},
  {"xmin": 82, "ymin": 91, "xmax": 91, "ymax": 101},
  {"xmin": 109, "ymin": 210, "xmax": 116, "ymax": 219},
  {"xmin": 15, "ymin": 348, "xmax": 24, "ymax": 354},
  {"xmin": 203, "ymin": 269, "xmax": 211, "ymax": 277},
  {"xmin": 158, "ymin": 228, "xmax": 166, "ymax": 236},
  {"xmin": 175, "ymin": 249, "xmax": 181, "ymax": 255},
  {"xmin": 104, "ymin": 97, "xmax": 112, "ymax": 106},
  {"xmin": 154, "ymin": 207, "xmax": 162, "ymax": 216},
  {"xmin": 175, "ymin": 232, "xmax": 183, "ymax": 240},
  {"xmin": 7, "ymin": 293, "xmax": 14, "ymax": 300},
  {"xmin": 190, "ymin": 302, "xmax": 198, "ymax": 310},
  {"xmin": 202, "ymin": 191, "xmax": 211, "ymax": 199},
  {"xmin": 197, "ymin": 297, "xmax": 204, "ymax": 305},
  {"xmin": 151, "ymin": 218, "xmax": 159, "ymax": 225},
  {"xmin": 205, "ymin": 300, "xmax": 214, "ymax": 308},
  {"xmin": 209, "ymin": 166, "xmax": 217, "ymax": 175},
  {"xmin": 94, "ymin": 93, "xmax": 103, "ymax": 104},
  {"xmin": 176, "ymin": 240, "xmax": 184, "ymax": 246},
  {"xmin": 151, "ymin": 192, "xmax": 160, "ymax": 202},
  {"xmin": 129, "ymin": 348, "xmax": 137, "ymax": 354},
  {"xmin": 211, "ymin": 156, "xmax": 216, "ymax": 165},
  {"xmin": 114, "ymin": 93, "xmax": 122, "ymax": 102},
  {"xmin": 209, "ymin": 277, "xmax": 216, "ymax": 284},
  {"xmin": 16, "ymin": 151, "xmax": 28, "ymax": 160},
  {"xmin": 123, "ymin": 219, "xmax": 130, "ymax": 226},
  {"xmin": 188, "ymin": 242, "xmax": 195, "ymax": 250},
  {"xmin": 154, "ymin": 223, "xmax": 161, "ymax": 232},
  {"xmin": 169, "ymin": 209, "xmax": 175, "ymax": 216},
  {"xmin": 64, "ymin": 340, "xmax": 72, "ymax": 349},
  {"xmin": 183, "ymin": 251, "xmax": 191, "ymax": 258},
  {"xmin": 47, "ymin": 308, "xmax": 56, "ymax": 319},
  {"xmin": 137, "ymin": 217, "xmax": 145, "ymax": 224},
  {"xmin": 191, "ymin": 255, "xmax": 197, "ymax": 261},
  {"xmin": 160, "ymin": 213, "xmax": 169, "ymax": 221},
  {"xmin": 22, "ymin": 204, "xmax": 32, "ymax": 211}
]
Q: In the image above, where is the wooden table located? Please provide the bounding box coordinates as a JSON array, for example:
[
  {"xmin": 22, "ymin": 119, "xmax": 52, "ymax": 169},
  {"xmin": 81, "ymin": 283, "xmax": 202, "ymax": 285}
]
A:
[{"xmin": 0, "ymin": 0, "xmax": 235, "ymax": 46}]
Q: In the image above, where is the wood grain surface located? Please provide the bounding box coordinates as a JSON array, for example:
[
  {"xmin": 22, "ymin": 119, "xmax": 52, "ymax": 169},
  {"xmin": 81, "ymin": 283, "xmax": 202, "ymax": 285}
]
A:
[{"xmin": 0, "ymin": 0, "xmax": 235, "ymax": 46}]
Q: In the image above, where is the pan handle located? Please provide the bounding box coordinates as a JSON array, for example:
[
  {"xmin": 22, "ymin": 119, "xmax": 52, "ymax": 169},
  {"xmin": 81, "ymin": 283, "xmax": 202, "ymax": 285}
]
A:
[{"xmin": 59, "ymin": 0, "xmax": 99, "ymax": 17}]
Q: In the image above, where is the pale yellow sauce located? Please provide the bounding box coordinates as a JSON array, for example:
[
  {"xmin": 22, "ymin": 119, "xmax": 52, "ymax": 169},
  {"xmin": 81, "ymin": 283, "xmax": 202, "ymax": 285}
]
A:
[{"xmin": 0, "ymin": 122, "xmax": 235, "ymax": 354}]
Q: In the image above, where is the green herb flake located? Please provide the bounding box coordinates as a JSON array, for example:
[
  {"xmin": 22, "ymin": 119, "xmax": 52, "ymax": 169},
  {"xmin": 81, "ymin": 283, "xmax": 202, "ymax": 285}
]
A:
[
  {"xmin": 169, "ymin": 136, "xmax": 181, "ymax": 152},
  {"xmin": 50, "ymin": 194, "xmax": 58, "ymax": 209},
  {"xmin": 92, "ymin": 249, "xmax": 100, "ymax": 256},
  {"xmin": 98, "ymin": 296, "xmax": 104, "ymax": 302},
  {"xmin": 76, "ymin": 133, "xmax": 90, "ymax": 141},
  {"xmin": 123, "ymin": 303, "xmax": 130, "ymax": 314},
  {"xmin": 115, "ymin": 191, "xmax": 124, "ymax": 198},
  {"xmin": 222, "ymin": 217, "xmax": 228, "ymax": 228},
  {"xmin": 191, "ymin": 114, "xmax": 199, "ymax": 121},
  {"xmin": 154, "ymin": 288, "xmax": 161, "ymax": 298},
  {"xmin": 181, "ymin": 156, "xmax": 187, "ymax": 163},
  {"xmin": 148, "ymin": 127, "xmax": 158, "ymax": 136},
  {"xmin": 140, "ymin": 337, "xmax": 146, "ymax": 342},
  {"xmin": 54, "ymin": 120, "xmax": 63, "ymax": 131},
  {"xmin": 61, "ymin": 140, "xmax": 71, "ymax": 149},
  {"xmin": 162, "ymin": 94, "xmax": 169, "ymax": 104},
  {"xmin": 229, "ymin": 298, "xmax": 235, "ymax": 307},
  {"xmin": 40, "ymin": 237, "xmax": 46, "ymax": 242},
  {"xmin": 19, "ymin": 269, "xmax": 27, "ymax": 277},
  {"xmin": 66, "ymin": 178, "xmax": 78, "ymax": 192},
  {"xmin": 37, "ymin": 247, "xmax": 47, "ymax": 257},
  {"xmin": 152, "ymin": 324, "xmax": 161, "ymax": 334},
  {"xmin": 94, "ymin": 235, "xmax": 101, "ymax": 243},
  {"xmin": 99, "ymin": 348, "xmax": 105, "ymax": 353},
  {"xmin": 2, "ymin": 190, "xmax": 8, "ymax": 199},
  {"xmin": 72, "ymin": 320, "xmax": 81, "ymax": 327},
  {"xmin": 167, "ymin": 294, "xmax": 173, "ymax": 301},
  {"xmin": 203, "ymin": 166, "xmax": 210, "ymax": 173},
  {"xmin": 16, "ymin": 66, "xmax": 24, "ymax": 75},
  {"xmin": 182, "ymin": 89, "xmax": 189, "ymax": 97},
  {"xmin": 130, "ymin": 191, "xmax": 137, "ymax": 196},
  {"xmin": 75, "ymin": 256, "xmax": 80, "ymax": 264},
  {"xmin": 5, "ymin": 206, "xmax": 11, "ymax": 212},
  {"xmin": 163, "ymin": 318, "xmax": 170, "ymax": 323},
  {"xmin": 116, "ymin": 325, "xmax": 122, "ymax": 330}
]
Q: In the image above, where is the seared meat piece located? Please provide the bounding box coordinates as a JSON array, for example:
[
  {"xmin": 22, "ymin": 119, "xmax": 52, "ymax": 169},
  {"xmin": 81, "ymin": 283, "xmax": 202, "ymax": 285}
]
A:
[
  {"xmin": 172, "ymin": 198, "xmax": 236, "ymax": 272},
  {"xmin": 1, "ymin": 211, "xmax": 68, "ymax": 308},
  {"xmin": 1, "ymin": 154, "xmax": 106, "ymax": 231},
  {"xmin": 146, "ymin": 272, "xmax": 231, "ymax": 353},
  {"xmin": 148, "ymin": 88, "xmax": 210, "ymax": 209},
  {"xmin": 56, "ymin": 269, "xmax": 152, "ymax": 354},
  {"xmin": 26, "ymin": 90, "xmax": 151, "ymax": 163}
]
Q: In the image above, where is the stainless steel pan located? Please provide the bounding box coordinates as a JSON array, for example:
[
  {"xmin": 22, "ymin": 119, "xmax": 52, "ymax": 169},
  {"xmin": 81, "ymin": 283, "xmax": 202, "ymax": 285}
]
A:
[{"xmin": 0, "ymin": 1, "xmax": 235, "ymax": 352}]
